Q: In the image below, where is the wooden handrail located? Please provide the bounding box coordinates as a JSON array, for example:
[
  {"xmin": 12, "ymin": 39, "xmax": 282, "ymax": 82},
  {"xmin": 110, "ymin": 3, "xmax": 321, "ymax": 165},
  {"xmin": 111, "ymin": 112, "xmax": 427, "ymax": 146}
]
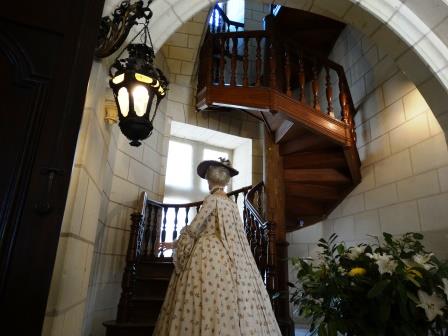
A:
[
  {"xmin": 143, "ymin": 185, "xmax": 252, "ymax": 257},
  {"xmin": 118, "ymin": 183, "xmax": 278, "ymax": 323},
  {"xmin": 244, "ymin": 181, "xmax": 277, "ymax": 311},
  {"xmin": 245, "ymin": 181, "xmax": 267, "ymax": 226},
  {"xmin": 281, "ymin": 37, "xmax": 356, "ymax": 117},
  {"xmin": 197, "ymin": 29, "xmax": 357, "ymax": 144},
  {"xmin": 213, "ymin": 30, "xmax": 267, "ymax": 39},
  {"xmin": 146, "ymin": 185, "xmax": 252, "ymax": 209},
  {"xmin": 210, "ymin": 5, "xmax": 244, "ymax": 33}
]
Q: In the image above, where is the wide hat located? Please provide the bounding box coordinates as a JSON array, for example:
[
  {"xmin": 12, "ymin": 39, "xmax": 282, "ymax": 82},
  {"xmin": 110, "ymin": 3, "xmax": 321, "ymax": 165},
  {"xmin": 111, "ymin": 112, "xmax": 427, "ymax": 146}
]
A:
[{"xmin": 197, "ymin": 158, "xmax": 239, "ymax": 179}]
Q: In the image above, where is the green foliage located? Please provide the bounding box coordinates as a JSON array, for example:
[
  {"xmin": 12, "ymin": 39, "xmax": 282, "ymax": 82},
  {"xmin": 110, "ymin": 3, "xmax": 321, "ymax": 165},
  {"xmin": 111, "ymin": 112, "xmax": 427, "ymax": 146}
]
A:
[{"xmin": 290, "ymin": 232, "xmax": 448, "ymax": 336}]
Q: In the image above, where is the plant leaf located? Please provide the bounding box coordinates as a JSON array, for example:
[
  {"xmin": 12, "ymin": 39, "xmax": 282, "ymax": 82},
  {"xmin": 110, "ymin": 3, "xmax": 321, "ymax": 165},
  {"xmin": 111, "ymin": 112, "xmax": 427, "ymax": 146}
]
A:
[{"xmin": 367, "ymin": 279, "xmax": 390, "ymax": 298}]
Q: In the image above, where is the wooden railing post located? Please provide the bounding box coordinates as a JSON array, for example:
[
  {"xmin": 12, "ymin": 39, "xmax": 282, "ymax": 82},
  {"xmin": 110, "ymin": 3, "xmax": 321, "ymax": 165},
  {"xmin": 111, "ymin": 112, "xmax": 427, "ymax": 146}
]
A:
[
  {"xmin": 230, "ymin": 37, "xmax": 237, "ymax": 86},
  {"xmin": 312, "ymin": 60, "xmax": 320, "ymax": 112},
  {"xmin": 325, "ymin": 66, "xmax": 334, "ymax": 118},
  {"xmin": 266, "ymin": 221, "xmax": 277, "ymax": 309},
  {"xmin": 243, "ymin": 37, "xmax": 249, "ymax": 87},
  {"xmin": 269, "ymin": 41, "xmax": 277, "ymax": 90},
  {"xmin": 298, "ymin": 51, "xmax": 305, "ymax": 102},
  {"xmin": 117, "ymin": 212, "xmax": 142, "ymax": 322},
  {"xmin": 149, "ymin": 207, "xmax": 159, "ymax": 257},
  {"xmin": 160, "ymin": 207, "xmax": 168, "ymax": 257},
  {"xmin": 255, "ymin": 36, "xmax": 262, "ymax": 87},
  {"xmin": 219, "ymin": 37, "xmax": 225, "ymax": 87},
  {"xmin": 284, "ymin": 47, "xmax": 292, "ymax": 97}
]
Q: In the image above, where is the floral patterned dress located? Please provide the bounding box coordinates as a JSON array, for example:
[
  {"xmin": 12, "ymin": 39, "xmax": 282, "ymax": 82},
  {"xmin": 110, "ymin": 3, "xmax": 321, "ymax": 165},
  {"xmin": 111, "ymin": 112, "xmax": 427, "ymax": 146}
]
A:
[{"xmin": 153, "ymin": 193, "xmax": 281, "ymax": 336}]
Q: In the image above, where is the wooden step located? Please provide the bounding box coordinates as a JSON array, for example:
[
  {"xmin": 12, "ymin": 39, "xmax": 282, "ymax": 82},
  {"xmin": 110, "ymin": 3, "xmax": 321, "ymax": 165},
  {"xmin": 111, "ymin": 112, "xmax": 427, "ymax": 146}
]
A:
[
  {"xmin": 134, "ymin": 276, "xmax": 170, "ymax": 297},
  {"xmin": 128, "ymin": 296, "xmax": 165, "ymax": 323},
  {"xmin": 104, "ymin": 320, "xmax": 155, "ymax": 336},
  {"xmin": 285, "ymin": 197, "xmax": 326, "ymax": 216},
  {"xmin": 279, "ymin": 134, "xmax": 334, "ymax": 155},
  {"xmin": 285, "ymin": 183, "xmax": 342, "ymax": 200},
  {"xmin": 284, "ymin": 169, "xmax": 350, "ymax": 184},
  {"xmin": 283, "ymin": 151, "xmax": 345, "ymax": 169},
  {"xmin": 137, "ymin": 259, "xmax": 174, "ymax": 278}
]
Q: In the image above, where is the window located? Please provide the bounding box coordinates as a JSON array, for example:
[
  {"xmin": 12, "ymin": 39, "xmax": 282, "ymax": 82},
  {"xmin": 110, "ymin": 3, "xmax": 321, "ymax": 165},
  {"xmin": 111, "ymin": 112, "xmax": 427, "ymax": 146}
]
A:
[
  {"xmin": 164, "ymin": 137, "xmax": 232, "ymax": 203},
  {"xmin": 165, "ymin": 141, "xmax": 193, "ymax": 189},
  {"xmin": 225, "ymin": 0, "xmax": 245, "ymax": 25},
  {"xmin": 209, "ymin": 0, "xmax": 244, "ymax": 30}
]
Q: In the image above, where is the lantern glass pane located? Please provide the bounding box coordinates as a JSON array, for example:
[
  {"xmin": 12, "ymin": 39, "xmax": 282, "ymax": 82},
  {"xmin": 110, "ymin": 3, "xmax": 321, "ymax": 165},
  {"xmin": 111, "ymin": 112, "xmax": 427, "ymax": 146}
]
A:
[
  {"xmin": 132, "ymin": 85, "xmax": 149, "ymax": 117},
  {"xmin": 135, "ymin": 73, "xmax": 154, "ymax": 84},
  {"xmin": 112, "ymin": 73, "xmax": 124, "ymax": 84},
  {"xmin": 117, "ymin": 87, "xmax": 129, "ymax": 117}
]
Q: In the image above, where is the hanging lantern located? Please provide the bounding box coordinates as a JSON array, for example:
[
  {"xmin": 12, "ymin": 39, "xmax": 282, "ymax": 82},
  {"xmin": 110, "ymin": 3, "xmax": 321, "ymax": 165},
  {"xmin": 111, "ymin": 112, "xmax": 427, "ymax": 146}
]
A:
[{"xmin": 107, "ymin": 2, "xmax": 168, "ymax": 147}]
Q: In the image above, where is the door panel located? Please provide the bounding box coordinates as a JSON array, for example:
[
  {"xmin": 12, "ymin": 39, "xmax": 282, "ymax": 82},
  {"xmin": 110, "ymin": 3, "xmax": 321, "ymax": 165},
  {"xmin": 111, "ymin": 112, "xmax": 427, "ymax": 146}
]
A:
[{"xmin": 0, "ymin": 1, "xmax": 105, "ymax": 333}]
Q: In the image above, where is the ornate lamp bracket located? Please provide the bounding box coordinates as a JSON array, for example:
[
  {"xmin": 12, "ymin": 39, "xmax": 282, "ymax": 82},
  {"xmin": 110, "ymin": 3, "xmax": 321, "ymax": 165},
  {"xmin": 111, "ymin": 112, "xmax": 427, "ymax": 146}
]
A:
[{"xmin": 95, "ymin": 0, "xmax": 153, "ymax": 58}]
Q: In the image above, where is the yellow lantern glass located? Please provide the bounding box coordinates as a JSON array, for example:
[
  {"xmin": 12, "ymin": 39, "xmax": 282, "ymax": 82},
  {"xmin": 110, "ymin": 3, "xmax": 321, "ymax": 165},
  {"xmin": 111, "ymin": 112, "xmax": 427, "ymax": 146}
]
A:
[
  {"xmin": 112, "ymin": 73, "xmax": 124, "ymax": 84},
  {"xmin": 135, "ymin": 73, "xmax": 154, "ymax": 84},
  {"xmin": 117, "ymin": 87, "xmax": 129, "ymax": 117}
]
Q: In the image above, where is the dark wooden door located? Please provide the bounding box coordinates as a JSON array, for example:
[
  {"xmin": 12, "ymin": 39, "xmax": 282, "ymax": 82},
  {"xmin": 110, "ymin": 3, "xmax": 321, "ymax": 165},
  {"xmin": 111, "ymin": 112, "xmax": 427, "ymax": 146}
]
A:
[{"xmin": 0, "ymin": 0, "xmax": 104, "ymax": 333}]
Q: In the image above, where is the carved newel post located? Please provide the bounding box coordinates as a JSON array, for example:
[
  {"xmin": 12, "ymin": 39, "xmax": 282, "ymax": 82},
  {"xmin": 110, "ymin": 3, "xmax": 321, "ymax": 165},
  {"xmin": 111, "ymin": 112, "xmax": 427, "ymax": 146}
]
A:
[
  {"xmin": 117, "ymin": 212, "xmax": 143, "ymax": 322},
  {"xmin": 263, "ymin": 129, "xmax": 294, "ymax": 335}
]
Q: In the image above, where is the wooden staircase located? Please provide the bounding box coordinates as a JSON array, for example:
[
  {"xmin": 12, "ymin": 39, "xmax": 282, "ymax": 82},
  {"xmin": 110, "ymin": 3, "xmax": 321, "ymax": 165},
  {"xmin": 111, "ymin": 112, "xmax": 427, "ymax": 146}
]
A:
[
  {"xmin": 104, "ymin": 186, "xmax": 283, "ymax": 335},
  {"xmin": 197, "ymin": 13, "xmax": 361, "ymax": 232},
  {"xmin": 104, "ymin": 258, "xmax": 173, "ymax": 335}
]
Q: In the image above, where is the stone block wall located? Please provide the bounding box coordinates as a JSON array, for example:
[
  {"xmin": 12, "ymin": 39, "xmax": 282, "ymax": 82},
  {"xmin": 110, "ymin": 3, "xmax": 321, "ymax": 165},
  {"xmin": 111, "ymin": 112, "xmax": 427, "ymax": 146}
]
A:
[
  {"xmin": 160, "ymin": 9, "xmax": 265, "ymax": 185},
  {"xmin": 287, "ymin": 26, "xmax": 448, "ymax": 322},
  {"xmin": 43, "ymin": 52, "xmax": 170, "ymax": 335}
]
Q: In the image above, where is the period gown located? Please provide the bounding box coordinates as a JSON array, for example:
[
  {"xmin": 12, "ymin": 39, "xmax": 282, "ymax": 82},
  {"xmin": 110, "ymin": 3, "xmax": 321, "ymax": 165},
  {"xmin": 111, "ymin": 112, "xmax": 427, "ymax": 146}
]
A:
[{"xmin": 153, "ymin": 192, "xmax": 281, "ymax": 336}]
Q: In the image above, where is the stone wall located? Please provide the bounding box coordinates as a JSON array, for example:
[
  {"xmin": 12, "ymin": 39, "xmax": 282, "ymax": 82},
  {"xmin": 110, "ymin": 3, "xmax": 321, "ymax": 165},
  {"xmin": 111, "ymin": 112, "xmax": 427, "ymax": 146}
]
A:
[
  {"xmin": 160, "ymin": 8, "xmax": 265, "ymax": 185},
  {"xmin": 287, "ymin": 25, "xmax": 448, "ymax": 322},
  {"xmin": 43, "ymin": 51, "xmax": 170, "ymax": 335}
]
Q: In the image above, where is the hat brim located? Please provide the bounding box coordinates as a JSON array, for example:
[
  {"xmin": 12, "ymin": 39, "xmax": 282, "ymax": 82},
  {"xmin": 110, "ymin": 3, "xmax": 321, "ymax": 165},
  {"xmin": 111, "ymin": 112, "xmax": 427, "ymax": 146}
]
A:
[{"xmin": 197, "ymin": 160, "xmax": 239, "ymax": 179}]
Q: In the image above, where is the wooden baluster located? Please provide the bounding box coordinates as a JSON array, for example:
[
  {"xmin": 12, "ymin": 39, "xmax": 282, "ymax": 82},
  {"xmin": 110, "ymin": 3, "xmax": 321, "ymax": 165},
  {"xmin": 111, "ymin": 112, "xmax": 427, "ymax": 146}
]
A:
[
  {"xmin": 254, "ymin": 221, "xmax": 260, "ymax": 266},
  {"xmin": 298, "ymin": 52, "xmax": 305, "ymax": 102},
  {"xmin": 339, "ymin": 78, "xmax": 349, "ymax": 124},
  {"xmin": 143, "ymin": 205, "xmax": 153, "ymax": 256},
  {"xmin": 325, "ymin": 66, "xmax": 334, "ymax": 117},
  {"xmin": 217, "ymin": 14, "xmax": 222, "ymax": 33},
  {"xmin": 149, "ymin": 207, "xmax": 159, "ymax": 258},
  {"xmin": 269, "ymin": 42, "xmax": 277, "ymax": 89},
  {"xmin": 160, "ymin": 207, "xmax": 168, "ymax": 257},
  {"xmin": 225, "ymin": 32, "xmax": 230, "ymax": 54},
  {"xmin": 251, "ymin": 216, "xmax": 258, "ymax": 256},
  {"xmin": 117, "ymin": 212, "xmax": 142, "ymax": 322},
  {"xmin": 219, "ymin": 37, "xmax": 225, "ymax": 86},
  {"xmin": 266, "ymin": 222, "xmax": 277, "ymax": 307},
  {"xmin": 257, "ymin": 190, "xmax": 263, "ymax": 216},
  {"xmin": 234, "ymin": 192, "xmax": 239, "ymax": 203},
  {"xmin": 284, "ymin": 48, "xmax": 292, "ymax": 96},
  {"xmin": 243, "ymin": 37, "xmax": 249, "ymax": 87},
  {"xmin": 255, "ymin": 37, "xmax": 262, "ymax": 87},
  {"xmin": 230, "ymin": 37, "xmax": 237, "ymax": 86},
  {"xmin": 211, "ymin": 8, "xmax": 216, "ymax": 33},
  {"xmin": 312, "ymin": 61, "xmax": 320, "ymax": 112},
  {"xmin": 185, "ymin": 207, "xmax": 190, "ymax": 229},
  {"xmin": 173, "ymin": 206, "xmax": 179, "ymax": 241}
]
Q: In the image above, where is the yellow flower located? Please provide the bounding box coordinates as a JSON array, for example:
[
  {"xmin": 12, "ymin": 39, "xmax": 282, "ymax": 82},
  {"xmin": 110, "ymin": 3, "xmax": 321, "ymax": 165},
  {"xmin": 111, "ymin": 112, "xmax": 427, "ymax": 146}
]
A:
[
  {"xmin": 406, "ymin": 267, "xmax": 423, "ymax": 279},
  {"xmin": 348, "ymin": 267, "xmax": 367, "ymax": 277}
]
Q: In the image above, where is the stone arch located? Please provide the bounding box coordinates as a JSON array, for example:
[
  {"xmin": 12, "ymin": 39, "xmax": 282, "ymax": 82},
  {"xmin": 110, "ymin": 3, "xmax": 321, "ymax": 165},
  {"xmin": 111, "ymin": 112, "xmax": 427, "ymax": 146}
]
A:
[{"xmin": 146, "ymin": 0, "xmax": 448, "ymax": 134}]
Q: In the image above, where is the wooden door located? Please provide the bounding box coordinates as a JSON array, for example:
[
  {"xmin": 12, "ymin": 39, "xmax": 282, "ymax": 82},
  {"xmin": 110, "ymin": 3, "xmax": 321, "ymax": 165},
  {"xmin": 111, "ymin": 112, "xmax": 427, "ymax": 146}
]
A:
[{"xmin": 0, "ymin": 0, "xmax": 104, "ymax": 333}]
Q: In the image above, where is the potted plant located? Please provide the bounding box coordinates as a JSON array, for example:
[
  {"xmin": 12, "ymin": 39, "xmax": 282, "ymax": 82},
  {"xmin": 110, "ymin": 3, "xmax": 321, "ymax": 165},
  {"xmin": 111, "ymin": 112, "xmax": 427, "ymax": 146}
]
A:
[{"xmin": 290, "ymin": 232, "xmax": 448, "ymax": 335}]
